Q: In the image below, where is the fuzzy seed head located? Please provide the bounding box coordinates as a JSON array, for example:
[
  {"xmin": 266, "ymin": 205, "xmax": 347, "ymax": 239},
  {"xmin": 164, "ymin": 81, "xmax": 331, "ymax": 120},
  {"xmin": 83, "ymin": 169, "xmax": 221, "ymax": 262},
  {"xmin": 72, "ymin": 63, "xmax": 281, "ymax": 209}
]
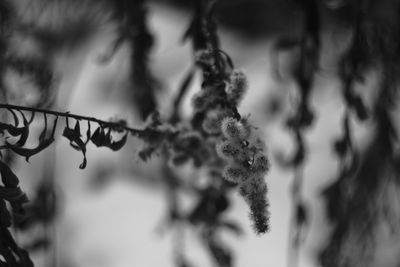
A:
[
  {"xmin": 250, "ymin": 198, "xmax": 270, "ymax": 234},
  {"xmin": 239, "ymin": 176, "xmax": 270, "ymax": 234},
  {"xmin": 221, "ymin": 117, "xmax": 248, "ymax": 140},
  {"xmin": 252, "ymin": 153, "xmax": 270, "ymax": 174},
  {"xmin": 226, "ymin": 69, "xmax": 248, "ymax": 105},
  {"xmin": 222, "ymin": 165, "xmax": 249, "ymax": 183},
  {"xmin": 239, "ymin": 176, "xmax": 267, "ymax": 198},
  {"xmin": 216, "ymin": 140, "xmax": 240, "ymax": 160},
  {"xmin": 203, "ymin": 111, "xmax": 222, "ymax": 134},
  {"xmin": 202, "ymin": 109, "xmax": 230, "ymax": 134}
]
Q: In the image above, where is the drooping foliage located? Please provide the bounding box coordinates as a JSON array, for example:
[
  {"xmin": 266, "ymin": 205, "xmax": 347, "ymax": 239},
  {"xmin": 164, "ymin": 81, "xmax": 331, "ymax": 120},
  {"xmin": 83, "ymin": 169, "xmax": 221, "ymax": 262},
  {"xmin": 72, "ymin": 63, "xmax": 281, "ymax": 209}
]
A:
[{"xmin": 320, "ymin": 1, "xmax": 400, "ymax": 266}]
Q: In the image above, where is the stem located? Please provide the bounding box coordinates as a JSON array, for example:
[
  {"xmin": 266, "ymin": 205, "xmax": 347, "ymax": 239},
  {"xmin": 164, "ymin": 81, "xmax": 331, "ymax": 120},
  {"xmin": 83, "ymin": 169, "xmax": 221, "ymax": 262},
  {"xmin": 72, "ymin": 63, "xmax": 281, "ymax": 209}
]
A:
[
  {"xmin": 169, "ymin": 67, "xmax": 194, "ymax": 123},
  {"xmin": 0, "ymin": 103, "xmax": 145, "ymax": 135}
]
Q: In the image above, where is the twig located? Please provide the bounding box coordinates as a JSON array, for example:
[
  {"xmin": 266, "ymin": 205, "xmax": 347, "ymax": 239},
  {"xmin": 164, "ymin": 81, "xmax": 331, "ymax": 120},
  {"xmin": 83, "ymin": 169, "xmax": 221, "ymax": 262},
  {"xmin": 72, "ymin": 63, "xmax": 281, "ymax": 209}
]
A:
[{"xmin": 0, "ymin": 103, "xmax": 145, "ymax": 136}]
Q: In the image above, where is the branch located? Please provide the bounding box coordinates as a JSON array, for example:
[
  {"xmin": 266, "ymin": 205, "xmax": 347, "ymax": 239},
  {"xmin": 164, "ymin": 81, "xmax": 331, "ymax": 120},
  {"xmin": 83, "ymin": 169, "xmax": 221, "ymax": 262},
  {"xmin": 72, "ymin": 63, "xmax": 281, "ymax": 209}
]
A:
[{"xmin": 0, "ymin": 103, "xmax": 145, "ymax": 136}]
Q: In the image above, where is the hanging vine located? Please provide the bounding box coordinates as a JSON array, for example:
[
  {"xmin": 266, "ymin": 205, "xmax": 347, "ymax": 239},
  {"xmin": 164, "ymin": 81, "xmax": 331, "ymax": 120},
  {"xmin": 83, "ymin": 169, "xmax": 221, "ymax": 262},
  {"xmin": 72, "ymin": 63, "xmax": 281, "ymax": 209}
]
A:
[
  {"xmin": 100, "ymin": 0, "xmax": 158, "ymax": 120},
  {"xmin": 279, "ymin": 1, "xmax": 320, "ymax": 266},
  {"xmin": 320, "ymin": 0, "xmax": 400, "ymax": 266}
]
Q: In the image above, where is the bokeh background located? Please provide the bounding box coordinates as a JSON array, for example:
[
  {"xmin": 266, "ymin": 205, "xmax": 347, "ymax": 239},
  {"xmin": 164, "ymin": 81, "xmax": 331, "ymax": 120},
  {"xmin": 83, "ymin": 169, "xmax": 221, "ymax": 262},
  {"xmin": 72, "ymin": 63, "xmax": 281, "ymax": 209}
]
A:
[{"xmin": 3, "ymin": 0, "xmax": 400, "ymax": 267}]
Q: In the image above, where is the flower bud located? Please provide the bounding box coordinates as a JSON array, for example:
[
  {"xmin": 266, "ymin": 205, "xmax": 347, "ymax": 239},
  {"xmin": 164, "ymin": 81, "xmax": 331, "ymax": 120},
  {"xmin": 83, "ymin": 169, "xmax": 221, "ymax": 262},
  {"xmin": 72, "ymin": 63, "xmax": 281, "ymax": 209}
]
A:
[
  {"xmin": 222, "ymin": 165, "xmax": 249, "ymax": 184},
  {"xmin": 221, "ymin": 117, "xmax": 249, "ymax": 140},
  {"xmin": 226, "ymin": 69, "xmax": 248, "ymax": 105},
  {"xmin": 202, "ymin": 110, "xmax": 223, "ymax": 134},
  {"xmin": 239, "ymin": 176, "xmax": 269, "ymax": 234},
  {"xmin": 252, "ymin": 153, "xmax": 270, "ymax": 174},
  {"xmin": 216, "ymin": 140, "xmax": 240, "ymax": 160}
]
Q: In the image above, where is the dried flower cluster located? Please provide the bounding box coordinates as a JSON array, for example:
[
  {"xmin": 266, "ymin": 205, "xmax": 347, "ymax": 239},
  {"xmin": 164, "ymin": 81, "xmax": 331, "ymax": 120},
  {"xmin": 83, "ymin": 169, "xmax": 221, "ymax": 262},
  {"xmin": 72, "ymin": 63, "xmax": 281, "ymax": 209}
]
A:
[
  {"xmin": 218, "ymin": 116, "xmax": 270, "ymax": 233},
  {"xmin": 191, "ymin": 49, "xmax": 270, "ymax": 234},
  {"xmin": 135, "ymin": 64, "xmax": 271, "ymax": 234}
]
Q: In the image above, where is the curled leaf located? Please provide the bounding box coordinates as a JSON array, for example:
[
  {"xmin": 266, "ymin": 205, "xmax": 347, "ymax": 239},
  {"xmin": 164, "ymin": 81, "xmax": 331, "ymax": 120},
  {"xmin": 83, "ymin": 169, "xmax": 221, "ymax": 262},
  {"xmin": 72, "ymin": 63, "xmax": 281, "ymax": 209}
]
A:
[
  {"xmin": 4, "ymin": 139, "xmax": 53, "ymax": 162},
  {"xmin": 91, "ymin": 126, "xmax": 128, "ymax": 151},
  {"xmin": 62, "ymin": 120, "xmax": 87, "ymax": 169},
  {"xmin": 15, "ymin": 111, "xmax": 34, "ymax": 146},
  {"xmin": 109, "ymin": 132, "xmax": 128, "ymax": 151},
  {"xmin": 84, "ymin": 121, "xmax": 91, "ymax": 145},
  {"xmin": 2, "ymin": 116, "xmax": 57, "ymax": 162},
  {"xmin": 91, "ymin": 126, "xmax": 109, "ymax": 147},
  {"xmin": 0, "ymin": 160, "xmax": 19, "ymax": 187},
  {"xmin": 0, "ymin": 110, "xmax": 34, "ymax": 141},
  {"xmin": 0, "ymin": 199, "xmax": 11, "ymax": 227},
  {"xmin": 0, "ymin": 186, "xmax": 29, "ymax": 204},
  {"xmin": 7, "ymin": 108, "xmax": 19, "ymax": 127},
  {"xmin": 0, "ymin": 123, "xmax": 25, "ymax": 137}
]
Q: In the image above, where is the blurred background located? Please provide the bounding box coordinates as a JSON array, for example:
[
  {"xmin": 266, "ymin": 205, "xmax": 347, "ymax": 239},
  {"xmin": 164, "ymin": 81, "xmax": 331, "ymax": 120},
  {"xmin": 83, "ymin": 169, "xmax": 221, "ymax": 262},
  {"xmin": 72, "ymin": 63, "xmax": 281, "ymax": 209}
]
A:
[{"xmin": 2, "ymin": 0, "xmax": 400, "ymax": 267}]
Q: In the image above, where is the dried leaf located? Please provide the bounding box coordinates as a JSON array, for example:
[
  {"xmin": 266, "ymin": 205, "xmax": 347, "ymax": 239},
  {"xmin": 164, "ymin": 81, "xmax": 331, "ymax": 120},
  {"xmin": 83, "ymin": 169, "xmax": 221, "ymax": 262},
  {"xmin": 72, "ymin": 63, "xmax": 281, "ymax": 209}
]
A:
[
  {"xmin": 4, "ymin": 139, "xmax": 53, "ymax": 162},
  {"xmin": 84, "ymin": 121, "xmax": 91, "ymax": 145},
  {"xmin": 7, "ymin": 108, "xmax": 19, "ymax": 127},
  {"xmin": 0, "ymin": 123, "xmax": 26, "ymax": 137},
  {"xmin": 15, "ymin": 111, "xmax": 34, "ymax": 146},
  {"xmin": 0, "ymin": 186, "xmax": 29, "ymax": 204},
  {"xmin": 91, "ymin": 126, "xmax": 127, "ymax": 151},
  {"xmin": 91, "ymin": 127, "xmax": 109, "ymax": 147},
  {"xmin": 62, "ymin": 120, "xmax": 87, "ymax": 169},
  {"xmin": 0, "ymin": 160, "xmax": 19, "ymax": 187},
  {"xmin": 109, "ymin": 132, "xmax": 128, "ymax": 151},
  {"xmin": 0, "ymin": 199, "xmax": 11, "ymax": 227},
  {"xmin": 3, "ymin": 117, "xmax": 57, "ymax": 162}
]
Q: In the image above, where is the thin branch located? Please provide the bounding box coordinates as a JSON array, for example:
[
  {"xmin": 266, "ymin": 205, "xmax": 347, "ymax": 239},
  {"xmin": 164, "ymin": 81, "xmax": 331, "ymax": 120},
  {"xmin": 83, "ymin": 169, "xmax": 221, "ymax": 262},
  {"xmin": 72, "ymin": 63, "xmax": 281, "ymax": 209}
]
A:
[
  {"xmin": 0, "ymin": 103, "xmax": 145, "ymax": 136},
  {"xmin": 169, "ymin": 67, "xmax": 195, "ymax": 123}
]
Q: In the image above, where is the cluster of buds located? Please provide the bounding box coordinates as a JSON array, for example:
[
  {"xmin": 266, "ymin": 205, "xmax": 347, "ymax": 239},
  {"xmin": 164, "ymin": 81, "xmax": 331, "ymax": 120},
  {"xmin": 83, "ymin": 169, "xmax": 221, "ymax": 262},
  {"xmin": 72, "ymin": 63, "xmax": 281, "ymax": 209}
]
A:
[
  {"xmin": 192, "ymin": 68, "xmax": 248, "ymax": 112},
  {"xmin": 226, "ymin": 69, "xmax": 248, "ymax": 106},
  {"xmin": 191, "ymin": 51, "xmax": 271, "ymax": 234},
  {"xmin": 216, "ymin": 117, "xmax": 270, "ymax": 233}
]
